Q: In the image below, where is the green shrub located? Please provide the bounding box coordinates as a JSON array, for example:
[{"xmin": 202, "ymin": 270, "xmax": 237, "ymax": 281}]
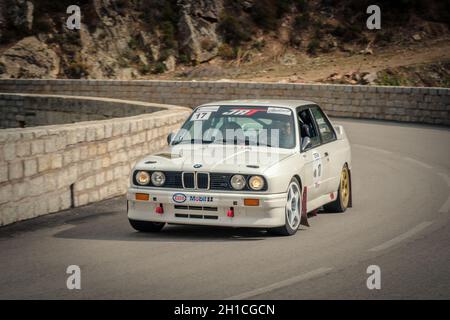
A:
[
  {"xmin": 307, "ymin": 38, "xmax": 320, "ymax": 55},
  {"xmin": 128, "ymin": 37, "xmax": 140, "ymax": 50},
  {"xmin": 217, "ymin": 14, "xmax": 251, "ymax": 46},
  {"xmin": 377, "ymin": 73, "xmax": 403, "ymax": 86},
  {"xmin": 152, "ymin": 62, "xmax": 166, "ymax": 74},
  {"xmin": 374, "ymin": 30, "xmax": 394, "ymax": 45},
  {"xmin": 160, "ymin": 21, "xmax": 176, "ymax": 49},
  {"xmin": 331, "ymin": 24, "xmax": 361, "ymax": 43},
  {"xmin": 250, "ymin": 0, "xmax": 278, "ymax": 30},
  {"xmin": 252, "ymin": 39, "xmax": 266, "ymax": 51},
  {"xmin": 178, "ymin": 53, "xmax": 191, "ymax": 64},
  {"xmin": 293, "ymin": 13, "xmax": 310, "ymax": 30},
  {"xmin": 66, "ymin": 61, "xmax": 89, "ymax": 79},
  {"xmin": 218, "ymin": 44, "xmax": 237, "ymax": 60},
  {"xmin": 139, "ymin": 63, "xmax": 150, "ymax": 75}
]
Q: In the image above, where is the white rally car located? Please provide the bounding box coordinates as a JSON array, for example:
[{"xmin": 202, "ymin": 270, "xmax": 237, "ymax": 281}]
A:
[{"xmin": 127, "ymin": 100, "xmax": 352, "ymax": 236}]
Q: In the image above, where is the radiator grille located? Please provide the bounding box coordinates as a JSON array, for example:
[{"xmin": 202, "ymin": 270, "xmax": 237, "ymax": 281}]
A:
[
  {"xmin": 197, "ymin": 173, "xmax": 209, "ymax": 189},
  {"xmin": 182, "ymin": 172, "xmax": 195, "ymax": 188}
]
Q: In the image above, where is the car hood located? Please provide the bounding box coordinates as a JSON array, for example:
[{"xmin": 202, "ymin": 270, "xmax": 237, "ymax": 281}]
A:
[{"xmin": 135, "ymin": 144, "xmax": 295, "ymax": 173}]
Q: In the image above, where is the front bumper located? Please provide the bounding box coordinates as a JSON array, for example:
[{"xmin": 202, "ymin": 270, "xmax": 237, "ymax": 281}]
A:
[{"xmin": 127, "ymin": 188, "xmax": 287, "ymax": 228}]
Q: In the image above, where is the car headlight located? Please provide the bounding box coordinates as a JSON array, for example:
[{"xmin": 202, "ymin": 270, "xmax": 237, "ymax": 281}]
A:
[
  {"xmin": 151, "ymin": 171, "xmax": 166, "ymax": 186},
  {"xmin": 249, "ymin": 175, "xmax": 265, "ymax": 191},
  {"xmin": 136, "ymin": 171, "xmax": 150, "ymax": 185},
  {"xmin": 230, "ymin": 174, "xmax": 246, "ymax": 190}
]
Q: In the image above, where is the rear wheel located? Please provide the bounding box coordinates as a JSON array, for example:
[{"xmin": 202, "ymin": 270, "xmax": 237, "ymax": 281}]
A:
[
  {"xmin": 269, "ymin": 178, "xmax": 301, "ymax": 236},
  {"xmin": 324, "ymin": 165, "xmax": 350, "ymax": 213},
  {"xmin": 129, "ymin": 219, "xmax": 165, "ymax": 232}
]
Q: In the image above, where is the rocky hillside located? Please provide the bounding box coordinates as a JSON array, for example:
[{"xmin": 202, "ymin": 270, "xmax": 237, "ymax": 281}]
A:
[{"xmin": 0, "ymin": 0, "xmax": 449, "ymax": 86}]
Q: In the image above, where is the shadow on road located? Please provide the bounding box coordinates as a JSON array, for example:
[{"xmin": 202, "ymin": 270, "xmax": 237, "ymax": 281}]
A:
[
  {"xmin": 0, "ymin": 195, "xmax": 309, "ymax": 243},
  {"xmin": 53, "ymin": 214, "xmax": 274, "ymax": 242}
]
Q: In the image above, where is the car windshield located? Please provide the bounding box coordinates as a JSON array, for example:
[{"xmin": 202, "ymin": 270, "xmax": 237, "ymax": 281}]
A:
[{"xmin": 171, "ymin": 106, "xmax": 296, "ymax": 149}]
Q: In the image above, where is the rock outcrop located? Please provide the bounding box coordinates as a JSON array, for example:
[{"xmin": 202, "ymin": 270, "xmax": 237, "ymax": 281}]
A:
[
  {"xmin": 178, "ymin": 0, "xmax": 223, "ymax": 63},
  {"xmin": 0, "ymin": 36, "xmax": 59, "ymax": 78}
]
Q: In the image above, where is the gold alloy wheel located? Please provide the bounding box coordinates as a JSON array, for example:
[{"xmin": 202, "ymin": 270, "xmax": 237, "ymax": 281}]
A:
[{"xmin": 340, "ymin": 166, "xmax": 350, "ymax": 208}]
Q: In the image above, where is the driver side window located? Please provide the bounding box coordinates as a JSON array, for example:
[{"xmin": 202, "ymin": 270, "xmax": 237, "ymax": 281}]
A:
[
  {"xmin": 297, "ymin": 108, "xmax": 320, "ymax": 148},
  {"xmin": 310, "ymin": 106, "xmax": 336, "ymax": 144}
]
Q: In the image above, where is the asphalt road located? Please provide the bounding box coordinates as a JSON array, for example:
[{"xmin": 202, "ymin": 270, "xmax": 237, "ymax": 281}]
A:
[{"xmin": 0, "ymin": 118, "xmax": 449, "ymax": 299}]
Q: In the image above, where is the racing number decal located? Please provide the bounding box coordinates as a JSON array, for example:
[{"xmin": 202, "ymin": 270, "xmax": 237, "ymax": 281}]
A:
[
  {"xmin": 191, "ymin": 111, "xmax": 211, "ymax": 121},
  {"xmin": 312, "ymin": 151, "xmax": 323, "ymax": 188}
]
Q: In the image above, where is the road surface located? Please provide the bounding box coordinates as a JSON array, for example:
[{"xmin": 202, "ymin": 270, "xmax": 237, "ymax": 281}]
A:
[{"xmin": 0, "ymin": 118, "xmax": 449, "ymax": 299}]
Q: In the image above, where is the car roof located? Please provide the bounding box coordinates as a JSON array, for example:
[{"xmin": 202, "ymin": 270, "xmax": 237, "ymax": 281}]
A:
[{"xmin": 197, "ymin": 99, "xmax": 316, "ymax": 110}]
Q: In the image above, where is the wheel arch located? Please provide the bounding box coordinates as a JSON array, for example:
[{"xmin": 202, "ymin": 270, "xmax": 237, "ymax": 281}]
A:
[
  {"xmin": 291, "ymin": 174, "xmax": 309, "ymax": 227},
  {"xmin": 292, "ymin": 174, "xmax": 302, "ymax": 189}
]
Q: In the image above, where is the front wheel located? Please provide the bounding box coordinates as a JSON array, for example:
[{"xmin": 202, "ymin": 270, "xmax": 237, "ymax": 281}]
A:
[
  {"xmin": 324, "ymin": 164, "xmax": 351, "ymax": 213},
  {"xmin": 269, "ymin": 178, "xmax": 302, "ymax": 236},
  {"xmin": 129, "ymin": 219, "xmax": 166, "ymax": 232}
]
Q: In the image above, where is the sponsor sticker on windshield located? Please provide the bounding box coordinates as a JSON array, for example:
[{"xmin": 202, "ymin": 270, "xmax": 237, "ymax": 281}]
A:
[
  {"xmin": 198, "ymin": 106, "xmax": 219, "ymax": 112},
  {"xmin": 267, "ymin": 107, "xmax": 291, "ymax": 115},
  {"xmin": 222, "ymin": 108, "xmax": 266, "ymax": 116}
]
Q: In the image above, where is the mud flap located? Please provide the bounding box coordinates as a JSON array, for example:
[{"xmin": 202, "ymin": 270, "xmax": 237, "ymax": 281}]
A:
[
  {"xmin": 300, "ymin": 186, "xmax": 310, "ymax": 227},
  {"xmin": 348, "ymin": 168, "xmax": 353, "ymax": 208}
]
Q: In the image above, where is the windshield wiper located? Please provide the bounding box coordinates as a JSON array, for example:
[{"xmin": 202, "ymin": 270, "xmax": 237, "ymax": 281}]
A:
[{"xmin": 171, "ymin": 138, "xmax": 215, "ymax": 146}]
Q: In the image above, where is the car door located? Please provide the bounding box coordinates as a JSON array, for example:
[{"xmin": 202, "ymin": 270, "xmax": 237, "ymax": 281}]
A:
[
  {"xmin": 309, "ymin": 106, "xmax": 338, "ymax": 196},
  {"xmin": 297, "ymin": 107, "xmax": 327, "ymax": 202}
]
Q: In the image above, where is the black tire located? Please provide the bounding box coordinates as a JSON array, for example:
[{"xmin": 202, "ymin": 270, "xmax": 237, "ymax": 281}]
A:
[
  {"xmin": 324, "ymin": 165, "xmax": 350, "ymax": 213},
  {"xmin": 268, "ymin": 178, "xmax": 301, "ymax": 236},
  {"xmin": 129, "ymin": 219, "xmax": 166, "ymax": 232}
]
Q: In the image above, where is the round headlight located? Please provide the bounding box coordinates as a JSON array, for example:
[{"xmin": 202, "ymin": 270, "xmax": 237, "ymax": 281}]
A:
[
  {"xmin": 249, "ymin": 176, "xmax": 265, "ymax": 191},
  {"xmin": 230, "ymin": 174, "xmax": 246, "ymax": 190},
  {"xmin": 136, "ymin": 171, "xmax": 150, "ymax": 185},
  {"xmin": 151, "ymin": 171, "xmax": 166, "ymax": 186}
]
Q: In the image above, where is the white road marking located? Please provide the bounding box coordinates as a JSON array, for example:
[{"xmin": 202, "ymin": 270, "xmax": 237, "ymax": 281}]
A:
[
  {"xmin": 437, "ymin": 172, "xmax": 450, "ymax": 213},
  {"xmin": 224, "ymin": 267, "xmax": 333, "ymax": 300},
  {"xmin": 369, "ymin": 221, "xmax": 433, "ymax": 252},
  {"xmin": 403, "ymin": 157, "xmax": 433, "ymax": 169},
  {"xmin": 437, "ymin": 172, "xmax": 450, "ymax": 187},
  {"xmin": 439, "ymin": 197, "xmax": 450, "ymax": 213},
  {"xmin": 352, "ymin": 144, "xmax": 392, "ymax": 154}
]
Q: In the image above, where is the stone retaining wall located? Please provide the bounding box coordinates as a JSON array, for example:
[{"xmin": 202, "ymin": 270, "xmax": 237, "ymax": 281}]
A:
[
  {"xmin": 0, "ymin": 94, "xmax": 190, "ymax": 226},
  {"xmin": 0, "ymin": 93, "xmax": 165, "ymax": 128},
  {"xmin": 0, "ymin": 79, "xmax": 449, "ymax": 125}
]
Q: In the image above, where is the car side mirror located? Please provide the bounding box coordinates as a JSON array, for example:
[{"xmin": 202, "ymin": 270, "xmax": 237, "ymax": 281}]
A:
[
  {"xmin": 167, "ymin": 132, "xmax": 174, "ymax": 145},
  {"xmin": 301, "ymin": 137, "xmax": 312, "ymax": 152}
]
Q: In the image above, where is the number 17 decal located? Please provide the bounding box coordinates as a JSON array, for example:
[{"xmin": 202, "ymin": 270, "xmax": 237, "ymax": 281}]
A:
[{"xmin": 191, "ymin": 111, "xmax": 211, "ymax": 121}]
